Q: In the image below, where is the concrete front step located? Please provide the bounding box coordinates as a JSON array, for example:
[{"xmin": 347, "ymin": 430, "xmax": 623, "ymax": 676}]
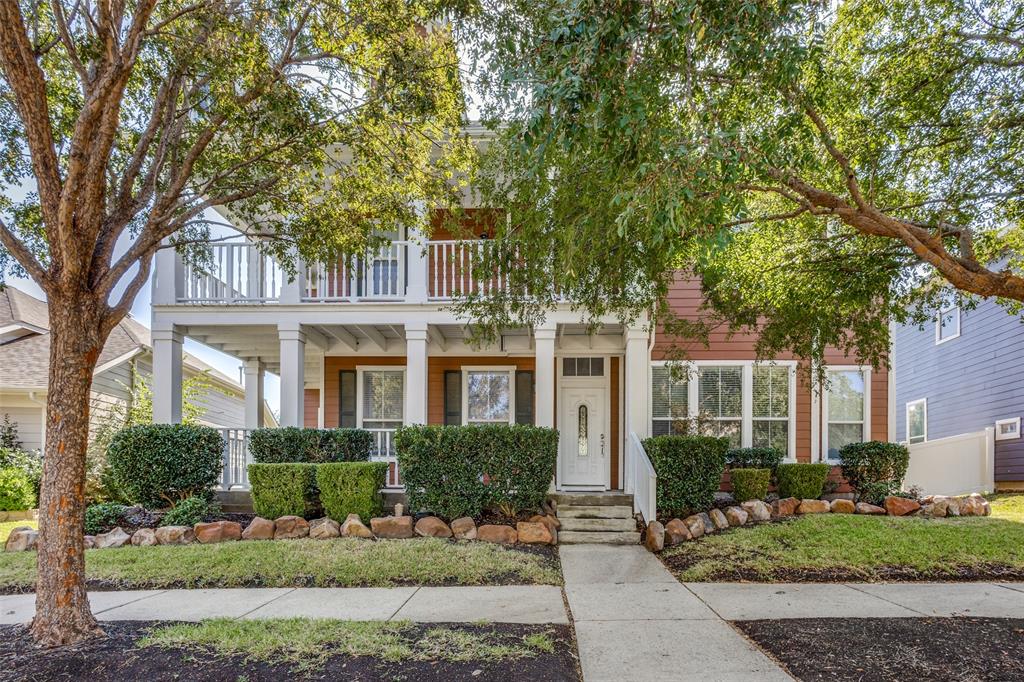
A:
[
  {"xmin": 559, "ymin": 530, "xmax": 642, "ymax": 545},
  {"xmin": 560, "ymin": 517, "xmax": 638, "ymax": 533},
  {"xmin": 551, "ymin": 492, "xmax": 633, "ymax": 507},
  {"xmin": 558, "ymin": 505, "xmax": 633, "ymax": 520}
]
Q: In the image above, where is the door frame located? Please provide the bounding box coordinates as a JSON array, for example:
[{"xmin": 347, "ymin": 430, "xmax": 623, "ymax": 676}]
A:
[{"xmin": 556, "ymin": 355, "xmax": 612, "ymax": 491}]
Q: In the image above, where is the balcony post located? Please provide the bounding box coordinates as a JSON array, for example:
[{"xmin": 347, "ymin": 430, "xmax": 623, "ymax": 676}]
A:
[
  {"xmin": 534, "ymin": 322, "xmax": 557, "ymax": 428},
  {"xmin": 152, "ymin": 326, "xmax": 183, "ymax": 424},
  {"xmin": 278, "ymin": 323, "xmax": 306, "ymax": 427},
  {"xmin": 280, "ymin": 248, "xmax": 307, "ymax": 304},
  {"xmin": 406, "ymin": 207, "xmax": 429, "ymax": 303},
  {"xmin": 623, "ymin": 326, "xmax": 650, "ymax": 439},
  {"xmin": 404, "ymin": 321, "xmax": 429, "ymax": 424},
  {"xmin": 152, "ymin": 239, "xmax": 184, "ymax": 304},
  {"xmin": 243, "ymin": 359, "xmax": 265, "ymax": 429}
]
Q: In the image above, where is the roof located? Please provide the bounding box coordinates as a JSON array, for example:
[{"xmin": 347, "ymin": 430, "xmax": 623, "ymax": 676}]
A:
[{"xmin": 0, "ymin": 286, "xmax": 240, "ymax": 391}]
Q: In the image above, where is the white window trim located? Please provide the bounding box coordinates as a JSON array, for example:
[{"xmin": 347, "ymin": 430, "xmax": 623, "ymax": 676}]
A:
[
  {"xmin": 461, "ymin": 365, "xmax": 516, "ymax": 425},
  {"xmin": 355, "ymin": 366, "xmax": 406, "ymax": 459},
  {"xmin": 822, "ymin": 365, "xmax": 872, "ymax": 462},
  {"xmin": 649, "ymin": 360, "xmax": 798, "ymax": 461},
  {"xmin": 935, "ymin": 301, "xmax": 961, "ymax": 345},
  {"xmin": 905, "ymin": 398, "xmax": 927, "ymax": 444},
  {"xmin": 996, "ymin": 417, "xmax": 1021, "ymax": 442}
]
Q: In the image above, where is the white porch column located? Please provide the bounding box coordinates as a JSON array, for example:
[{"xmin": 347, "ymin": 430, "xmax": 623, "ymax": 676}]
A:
[
  {"xmin": 405, "ymin": 210, "xmax": 429, "ymax": 303},
  {"xmin": 152, "ymin": 327, "xmax": 183, "ymax": 424},
  {"xmin": 243, "ymin": 359, "xmax": 265, "ymax": 429},
  {"xmin": 534, "ymin": 323, "xmax": 557, "ymax": 428},
  {"xmin": 152, "ymin": 240, "xmax": 183, "ymax": 305},
  {"xmin": 404, "ymin": 322, "xmax": 429, "ymax": 425},
  {"xmin": 623, "ymin": 326, "xmax": 650, "ymax": 439},
  {"xmin": 280, "ymin": 248, "xmax": 307, "ymax": 305},
  {"xmin": 278, "ymin": 323, "xmax": 306, "ymax": 427}
]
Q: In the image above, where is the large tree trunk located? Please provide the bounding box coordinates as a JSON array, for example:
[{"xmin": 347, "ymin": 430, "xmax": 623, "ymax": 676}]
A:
[{"xmin": 29, "ymin": 295, "xmax": 108, "ymax": 646}]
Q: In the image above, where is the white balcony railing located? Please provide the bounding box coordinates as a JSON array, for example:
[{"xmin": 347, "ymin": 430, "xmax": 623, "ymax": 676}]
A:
[
  {"xmin": 304, "ymin": 242, "xmax": 407, "ymax": 302},
  {"xmin": 427, "ymin": 239, "xmax": 511, "ymax": 300},
  {"xmin": 218, "ymin": 428, "xmax": 253, "ymax": 490},
  {"xmin": 180, "ymin": 243, "xmax": 284, "ymax": 303},
  {"xmin": 368, "ymin": 427, "xmax": 401, "ymax": 488}
]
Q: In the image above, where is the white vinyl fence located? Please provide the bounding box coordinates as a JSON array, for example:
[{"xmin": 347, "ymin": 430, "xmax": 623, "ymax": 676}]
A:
[{"xmin": 904, "ymin": 427, "xmax": 995, "ymax": 496}]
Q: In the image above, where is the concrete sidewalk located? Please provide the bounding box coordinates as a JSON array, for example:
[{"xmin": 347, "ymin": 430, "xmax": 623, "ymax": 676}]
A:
[{"xmin": 0, "ymin": 585, "xmax": 568, "ymax": 625}]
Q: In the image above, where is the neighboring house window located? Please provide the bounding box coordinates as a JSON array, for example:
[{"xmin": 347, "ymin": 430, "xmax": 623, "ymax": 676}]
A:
[
  {"xmin": 906, "ymin": 398, "xmax": 927, "ymax": 444},
  {"xmin": 996, "ymin": 417, "xmax": 1021, "ymax": 441},
  {"xmin": 698, "ymin": 366, "xmax": 743, "ymax": 448},
  {"xmin": 753, "ymin": 365, "xmax": 790, "ymax": 455},
  {"xmin": 359, "ymin": 369, "xmax": 404, "ymax": 456},
  {"xmin": 463, "ymin": 368, "xmax": 514, "ymax": 424},
  {"xmin": 935, "ymin": 292, "xmax": 960, "ymax": 344},
  {"xmin": 825, "ymin": 368, "xmax": 869, "ymax": 460},
  {"xmin": 651, "ymin": 365, "xmax": 688, "ymax": 436}
]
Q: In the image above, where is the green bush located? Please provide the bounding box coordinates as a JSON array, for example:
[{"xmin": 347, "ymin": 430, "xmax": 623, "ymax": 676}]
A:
[
  {"xmin": 642, "ymin": 435, "xmax": 729, "ymax": 516},
  {"xmin": 84, "ymin": 502, "xmax": 128, "ymax": 535},
  {"xmin": 776, "ymin": 463, "xmax": 831, "ymax": 500},
  {"xmin": 396, "ymin": 424, "xmax": 558, "ymax": 519},
  {"xmin": 249, "ymin": 427, "xmax": 373, "ymax": 464},
  {"xmin": 248, "ymin": 463, "xmax": 319, "ymax": 518},
  {"xmin": 730, "ymin": 468, "xmax": 771, "ymax": 502},
  {"xmin": 316, "ymin": 462, "xmax": 388, "ymax": 523},
  {"xmin": 0, "ymin": 467, "xmax": 36, "ymax": 511},
  {"xmin": 160, "ymin": 496, "xmax": 220, "ymax": 527},
  {"xmin": 107, "ymin": 424, "xmax": 223, "ymax": 508},
  {"xmin": 0, "ymin": 447, "xmax": 42, "ymax": 500},
  {"xmin": 726, "ymin": 447, "xmax": 785, "ymax": 472},
  {"xmin": 839, "ymin": 441, "xmax": 911, "ymax": 503}
]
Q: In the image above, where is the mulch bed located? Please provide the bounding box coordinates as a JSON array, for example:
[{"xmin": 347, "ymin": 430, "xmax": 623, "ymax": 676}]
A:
[
  {"xmin": 0, "ymin": 621, "xmax": 580, "ymax": 682},
  {"xmin": 736, "ymin": 617, "xmax": 1024, "ymax": 681}
]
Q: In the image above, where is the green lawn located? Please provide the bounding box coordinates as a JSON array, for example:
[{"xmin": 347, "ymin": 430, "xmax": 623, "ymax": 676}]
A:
[
  {"xmin": 663, "ymin": 494, "xmax": 1024, "ymax": 582},
  {"xmin": 0, "ymin": 537, "xmax": 561, "ymax": 591},
  {"xmin": 0, "ymin": 520, "xmax": 37, "ymax": 543}
]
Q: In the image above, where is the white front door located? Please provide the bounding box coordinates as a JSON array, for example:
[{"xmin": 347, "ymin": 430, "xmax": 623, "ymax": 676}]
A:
[{"xmin": 559, "ymin": 384, "xmax": 608, "ymax": 488}]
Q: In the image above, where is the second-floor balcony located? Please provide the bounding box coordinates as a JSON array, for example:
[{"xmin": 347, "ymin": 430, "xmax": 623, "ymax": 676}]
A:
[{"xmin": 169, "ymin": 240, "xmax": 513, "ymax": 305}]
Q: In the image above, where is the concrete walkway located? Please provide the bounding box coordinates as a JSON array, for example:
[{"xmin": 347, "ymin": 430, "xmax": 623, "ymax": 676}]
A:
[
  {"xmin": 561, "ymin": 545, "xmax": 790, "ymax": 681},
  {"xmin": 0, "ymin": 585, "xmax": 568, "ymax": 625}
]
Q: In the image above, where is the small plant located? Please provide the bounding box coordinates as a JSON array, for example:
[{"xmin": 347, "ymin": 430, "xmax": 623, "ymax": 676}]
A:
[
  {"xmin": 729, "ymin": 468, "xmax": 771, "ymax": 502},
  {"xmin": 775, "ymin": 463, "xmax": 831, "ymax": 500},
  {"xmin": 726, "ymin": 447, "xmax": 785, "ymax": 472},
  {"xmin": 85, "ymin": 502, "xmax": 128, "ymax": 535},
  {"xmin": 642, "ymin": 435, "xmax": 729, "ymax": 516},
  {"xmin": 839, "ymin": 441, "xmax": 910, "ymax": 503},
  {"xmin": 0, "ymin": 467, "xmax": 36, "ymax": 511},
  {"xmin": 160, "ymin": 496, "xmax": 220, "ymax": 527}
]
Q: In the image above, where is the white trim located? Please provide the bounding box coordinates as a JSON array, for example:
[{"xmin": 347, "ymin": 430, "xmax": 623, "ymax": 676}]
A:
[
  {"xmin": 355, "ymin": 365, "xmax": 406, "ymax": 428},
  {"xmin": 556, "ymin": 355, "xmax": 613, "ymax": 490},
  {"xmin": 905, "ymin": 398, "xmax": 927, "ymax": 444},
  {"xmin": 461, "ymin": 365, "xmax": 516, "ymax": 425},
  {"xmin": 935, "ymin": 300, "xmax": 961, "ymax": 345},
  {"xmin": 822, "ymin": 365, "xmax": 872, "ymax": 461},
  {"xmin": 996, "ymin": 417, "xmax": 1021, "ymax": 442},
  {"xmin": 94, "ymin": 347, "xmax": 145, "ymax": 376}
]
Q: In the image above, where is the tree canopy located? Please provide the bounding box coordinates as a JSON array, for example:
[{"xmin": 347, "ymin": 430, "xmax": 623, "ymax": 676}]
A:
[{"xmin": 461, "ymin": 0, "xmax": 1024, "ymax": 368}]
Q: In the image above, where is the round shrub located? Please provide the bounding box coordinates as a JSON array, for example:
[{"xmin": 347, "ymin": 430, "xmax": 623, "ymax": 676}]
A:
[
  {"xmin": 0, "ymin": 467, "xmax": 36, "ymax": 511},
  {"xmin": 160, "ymin": 496, "xmax": 220, "ymax": 527},
  {"xmin": 729, "ymin": 468, "xmax": 771, "ymax": 502},
  {"xmin": 248, "ymin": 463, "xmax": 319, "ymax": 518},
  {"xmin": 107, "ymin": 424, "xmax": 224, "ymax": 508},
  {"xmin": 249, "ymin": 427, "xmax": 373, "ymax": 464},
  {"xmin": 726, "ymin": 447, "xmax": 785, "ymax": 472},
  {"xmin": 84, "ymin": 502, "xmax": 128, "ymax": 535},
  {"xmin": 316, "ymin": 462, "xmax": 388, "ymax": 523},
  {"xmin": 642, "ymin": 435, "xmax": 729, "ymax": 516},
  {"xmin": 776, "ymin": 463, "xmax": 831, "ymax": 500},
  {"xmin": 839, "ymin": 441, "xmax": 910, "ymax": 503}
]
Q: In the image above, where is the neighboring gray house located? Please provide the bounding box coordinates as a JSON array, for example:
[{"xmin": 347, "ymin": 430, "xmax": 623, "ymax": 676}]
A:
[
  {"xmin": 0, "ymin": 286, "xmax": 275, "ymax": 451},
  {"xmin": 893, "ymin": 291, "xmax": 1023, "ymax": 492}
]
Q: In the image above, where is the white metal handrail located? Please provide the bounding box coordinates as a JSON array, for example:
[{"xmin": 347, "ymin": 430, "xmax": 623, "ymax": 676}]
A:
[
  {"xmin": 218, "ymin": 428, "xmax": 253, "ymax": 490},
  {"xmin": 625, "ymin": 431, "xmax": 657, "ymax": 525},
  {"xmin": 180, "ymin": 243, "xmax": 283, "ymax": 303}
]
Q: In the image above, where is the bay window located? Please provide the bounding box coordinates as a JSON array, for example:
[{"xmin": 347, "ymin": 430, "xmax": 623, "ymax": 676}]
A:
[{"xmin": 825, "ymin": 368, "xmax": 870, "ymax": 460}]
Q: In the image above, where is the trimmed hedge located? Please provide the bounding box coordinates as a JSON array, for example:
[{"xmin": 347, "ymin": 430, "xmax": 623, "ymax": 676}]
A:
[
  {"xmin": 249, "ymin": 427, "xmax": 373, "ymax": 464},
  {"xmin": 107, "ymin": 424, "xmax": 223, "ymax": 508},
  {"xmin": 839, "ymin": 441, "xmax": 910, "ymax": 504},
  {"xmin": 730, "ymin": 468, "xmax": 771, "ymax": 502},
  {"xmin": 776, "ymin": 463, "xmax": 831, "ymax": 500},
  {"xmin": 248, "ymin": 463, "xmax": 318, "ymax": 518},
  {"xmin": 396, "ymin": 424, "xmax": 558, "ymax": 519},
  {"xmin": 0, "ymin": 467, "xmax": 36, "ymax": 511},
  {"xmin": 642, "ymin": 435, "xmax": 729, "ymax": 516},
  {"xmin": 316, "ymin": 462, "xmax": 388, "ymax": 523},
  {"xmin": 726, "ymin": 447, "xmax": 785, "ymax": 472}
]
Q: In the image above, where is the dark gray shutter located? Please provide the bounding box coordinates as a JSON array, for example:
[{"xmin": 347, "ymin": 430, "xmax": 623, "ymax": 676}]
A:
[
  {"xmin": 444, "ymin": 370, "xmax": 462, "ymax": 425},
  {"xmin": 339, "ymin": 370, "xmax": 357, "ymax": 427},
  {"xmin": 516, "ymin": 370, "xmax": 535, "ymax": 425}
]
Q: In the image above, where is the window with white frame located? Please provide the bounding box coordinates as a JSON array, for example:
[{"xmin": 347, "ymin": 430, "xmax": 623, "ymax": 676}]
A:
[
  {"xmin": 936, "ymin": 291, "xmax": 960, "ymax": 344},
  {"xmin": 464, "ymin": 369, "xmax": 514, "ymax": 424},
  {"xmin": 360, "ymin": 369, "xmax": 404, "ymax": 456},
  {"xmin": 651, "ymin": 365, "xmax": 689, "ymax": 436},
  {"xmin": 752, "ymin": 365, "xmax": 790, "ymax": 455},
  {"xmin": 698, "ymin": 366, "xmax": 743, "ymax": 448},
  {"xmin": 996, "ymin": 417, "xmax": 1021, "ymax": 441},
  {"xmin": 906, "ymin": 398, "xmax": 926, "ymax": 444},
  {"xmin": 826, "ymin": 369, "xmax": 868, "ymax": 459}
]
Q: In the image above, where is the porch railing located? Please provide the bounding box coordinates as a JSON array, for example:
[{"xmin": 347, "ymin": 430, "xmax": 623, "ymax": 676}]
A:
[
  {"xmin": 427, "ymin": 239, "xmax": 511, "ymax": 300},
  {"xmin": 624, "ymin": 431, "xmax": 656, "ymax": 525},
  {"xmin": 304, "ymin": 242, "xmax": 407, "ymax": 302},
  {"xmin": 180, "ymin": 243, "xmax": 284, "ymax": 303},
  {"xmin": 218, "ymin": 428, "xmax": 253, "ymax": 490},
  {"xmin": 368, "ymin": 427, "xmax": 402, "ymax": 488}
]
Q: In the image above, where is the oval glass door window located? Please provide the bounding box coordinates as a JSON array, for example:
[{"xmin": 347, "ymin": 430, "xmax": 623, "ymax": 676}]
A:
[{"xmin": 577, "ymin": 404, "xmax": 589, "ymax": 457}]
